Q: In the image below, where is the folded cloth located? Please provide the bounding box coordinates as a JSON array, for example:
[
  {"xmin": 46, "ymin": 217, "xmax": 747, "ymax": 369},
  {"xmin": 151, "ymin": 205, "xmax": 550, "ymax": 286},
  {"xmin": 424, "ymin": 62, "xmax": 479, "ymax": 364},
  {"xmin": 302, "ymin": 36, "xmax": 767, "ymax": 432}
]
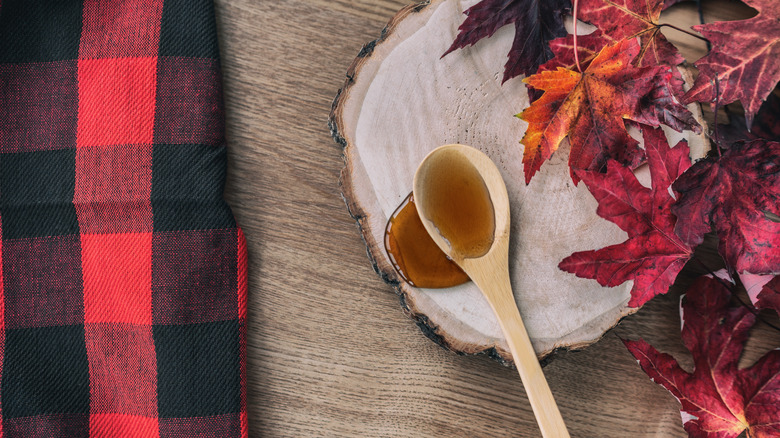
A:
[{"xmin": 0, "ymin": 0, "xmax": 248, "ymax": 436}]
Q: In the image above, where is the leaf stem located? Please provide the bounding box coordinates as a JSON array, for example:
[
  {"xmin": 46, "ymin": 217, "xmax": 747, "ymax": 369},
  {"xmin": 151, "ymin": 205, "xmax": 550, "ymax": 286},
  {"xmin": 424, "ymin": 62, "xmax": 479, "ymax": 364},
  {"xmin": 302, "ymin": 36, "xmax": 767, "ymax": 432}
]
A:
[
  {"xmin": 572, "ymin": 0, "xmax": 583, "ymax": 73},
  {"xmin": 657, "ymin": 23, "xmax": 708, "ymax": 43}
]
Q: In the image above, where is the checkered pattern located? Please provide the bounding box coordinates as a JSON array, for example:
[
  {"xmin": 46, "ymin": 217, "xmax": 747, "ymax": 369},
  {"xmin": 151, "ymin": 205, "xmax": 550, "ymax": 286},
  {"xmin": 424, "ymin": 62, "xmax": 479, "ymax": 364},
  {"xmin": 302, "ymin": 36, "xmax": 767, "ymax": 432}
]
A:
[{"xmin": 0, "ymin": 0, "xmax": 248, "ymax": 436}]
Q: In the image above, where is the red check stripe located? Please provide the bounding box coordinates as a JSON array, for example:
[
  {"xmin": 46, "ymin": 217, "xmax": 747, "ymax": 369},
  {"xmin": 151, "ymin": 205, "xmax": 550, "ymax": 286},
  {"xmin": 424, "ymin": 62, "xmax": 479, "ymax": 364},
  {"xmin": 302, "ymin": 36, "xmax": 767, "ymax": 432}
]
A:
[
  {"xmin": 76, "ymin": 58, "xmax": 157, "ymax": 148},
  {"xmin": 82, "ymin": 233, "xmax": 153, "ymax": 325}
]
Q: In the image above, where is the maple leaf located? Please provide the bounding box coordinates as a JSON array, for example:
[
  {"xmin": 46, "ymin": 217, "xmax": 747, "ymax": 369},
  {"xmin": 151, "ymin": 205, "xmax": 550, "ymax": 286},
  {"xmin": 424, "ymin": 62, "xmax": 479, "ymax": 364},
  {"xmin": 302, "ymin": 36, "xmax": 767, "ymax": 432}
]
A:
[
  {"xmin": 624, "ymin": 275, "xmax": 780, "ymax": 438},
  {"xmin": 682, "ymin": 0, "xmax": 780, "ymax": 126},
  {"xmin": 671, "ymin": 139, "xmax": 780, "ymax": 275},
  {"xmin": 442, "ymin": 0, "xmax": 570, "ymax": 82},
  {"xmin": 518, "ymin": 38, "xmax": 698, "ymax": 184},
  {"xmin": 578, "ymin": 0, "xmax": 685, "ymax": 68},
  {"xmin": 558, "ymin": 127, "xmax": 694, "ymax": 307},
  {"xmin": 541, "ymin": 28, "xmax": 689, "ymax": 109},
  {"xmin": 564, "ymin": 0, "xmax": 690, "ymax": 105}
]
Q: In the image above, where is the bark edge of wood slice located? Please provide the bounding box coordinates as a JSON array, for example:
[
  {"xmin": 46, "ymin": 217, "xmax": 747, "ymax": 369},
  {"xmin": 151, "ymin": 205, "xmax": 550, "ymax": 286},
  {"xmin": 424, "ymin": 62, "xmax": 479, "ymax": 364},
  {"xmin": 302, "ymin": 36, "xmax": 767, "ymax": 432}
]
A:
[{"xmin": 329, "ymin": 0, "xmax": 709, "ymax": 365}]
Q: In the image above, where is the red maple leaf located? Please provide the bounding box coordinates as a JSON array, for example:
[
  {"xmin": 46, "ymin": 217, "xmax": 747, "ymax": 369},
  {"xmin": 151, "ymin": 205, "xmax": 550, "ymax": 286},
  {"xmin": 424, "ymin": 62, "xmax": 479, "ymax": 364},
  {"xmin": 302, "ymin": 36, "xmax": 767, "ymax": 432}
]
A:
[
  {"xmin": 624, "ymin": 275, "xmax": 780, "ymax": 438},
  {"xmin": 541, "ymin": 0, "xmax": 694, "ymax": 103},
  {"xmin": 442, "ymin": 0, "xmax": 570, "ymax": 82},
  {"xmin": 558, "ymin": 127, "xmax": 694, "ymax": 307},
  {"xmin": 519, "ymin": 38, "xmax": 698, "ymax": 184},
  {"xmin": 539, "ymin": 31, "xmax": 693, "ymax": 129},
  {"xmin": 671, "ymin": 140, "xmax": 780, "ymax": 275},
  {"xmin": 578, "ymin": 0, "xmax": 685, "ymax": 67},
  {"xmin": 682, "ymin": 0, "xmax": 780, "ymax": 126}
]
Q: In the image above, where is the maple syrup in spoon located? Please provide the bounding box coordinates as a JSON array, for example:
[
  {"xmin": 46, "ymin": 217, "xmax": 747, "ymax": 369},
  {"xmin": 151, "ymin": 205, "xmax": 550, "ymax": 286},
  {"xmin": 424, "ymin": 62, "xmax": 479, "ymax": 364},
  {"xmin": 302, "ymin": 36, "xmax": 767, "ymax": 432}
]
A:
[{"xmin": 414, "ymin": 148, "xmax": 495, "ymax": 259}]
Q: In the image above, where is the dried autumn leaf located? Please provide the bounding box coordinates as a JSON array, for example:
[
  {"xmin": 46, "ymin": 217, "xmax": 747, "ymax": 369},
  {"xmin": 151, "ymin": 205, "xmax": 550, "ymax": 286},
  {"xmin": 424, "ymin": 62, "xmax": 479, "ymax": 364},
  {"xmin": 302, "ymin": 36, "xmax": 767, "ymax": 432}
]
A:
[
  {"xmin": 540, "ymin": 35, "xmax": 690, "ymax": 130},
  {"xmin": 682, "ymin": 0, "xmax": 780, "ymax": 126},
  {"xmin": 624, "ymin": 275, "xmax": 780, "ymax": 438},
  {"xmin": 672, "ymin": 139, "xmax": 780, "ymax": 275},
  {"xmin": 579, "ymin": 0, "xmax": 685, "ymax": 67},
  {"xmin": 442, "ymin": 0, "xmax": 570, "ymax": 82},
  {"xmin": 558, "ymin": 127, "xmax": 694, "ymax": 307},
  {"xmin": 518, "ymin": 38, "xmax": 698, "ymax": 184},
  {"xmin": 555, "ymin": 0, "xmax": 690, "ymax": 105}
]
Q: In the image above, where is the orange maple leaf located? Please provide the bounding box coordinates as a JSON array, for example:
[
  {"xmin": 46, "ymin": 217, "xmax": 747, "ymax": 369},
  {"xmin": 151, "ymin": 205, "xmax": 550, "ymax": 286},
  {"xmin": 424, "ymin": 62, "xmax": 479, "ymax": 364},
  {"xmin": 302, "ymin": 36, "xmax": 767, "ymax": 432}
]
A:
[{"xmin": 517, "ymin": 38, "xmax": 696, "ymax": 184}]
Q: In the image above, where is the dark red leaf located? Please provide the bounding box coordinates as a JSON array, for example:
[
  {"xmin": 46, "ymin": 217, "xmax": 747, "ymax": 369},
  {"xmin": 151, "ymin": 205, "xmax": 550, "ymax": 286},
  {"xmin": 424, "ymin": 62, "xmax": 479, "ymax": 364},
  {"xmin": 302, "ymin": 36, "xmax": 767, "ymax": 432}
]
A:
[
  {"xmin": 573, "ymin": 0, "xmax": 689, "ymax": 102},
  {"xmin": 578, "ymin": 0, "xmax": 685, "ymax": 67},
  {"xmin": 672, "ymin": 140, "xmax": 780, "ymax": 274},
  {"xmin": 558, "ymin": 127, "xmax": 694, "ymax": 307},
  {"xmin": 682, "ymin": 0, "xmax": 780, "ymax": 127},
  {"xmin": 631, "ymin": 66, "xmax": 696, "ymax": 132},
  {"xmin": 624, "ymin": 276, "xmax": 780, "ymax": 438},
  {"xmin": 442, "ymin": 0, "xmax": 571, "ymax": 82}
]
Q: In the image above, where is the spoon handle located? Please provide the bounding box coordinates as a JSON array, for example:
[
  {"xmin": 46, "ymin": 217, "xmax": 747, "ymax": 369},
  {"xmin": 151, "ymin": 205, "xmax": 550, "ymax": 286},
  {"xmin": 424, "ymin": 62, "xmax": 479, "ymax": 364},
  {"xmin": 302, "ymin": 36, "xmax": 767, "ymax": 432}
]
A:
[{"xmin": 470, "ymin": 261, "xmax": 570, "ymax": 438}]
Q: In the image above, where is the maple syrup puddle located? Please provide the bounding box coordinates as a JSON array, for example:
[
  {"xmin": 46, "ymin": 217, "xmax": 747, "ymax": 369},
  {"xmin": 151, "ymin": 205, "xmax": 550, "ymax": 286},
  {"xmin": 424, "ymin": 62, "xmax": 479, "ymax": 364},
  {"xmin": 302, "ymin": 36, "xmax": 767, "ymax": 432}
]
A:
[{"xmin": 385, "ymin": 193, "xmax": 469, "ymax": 288}]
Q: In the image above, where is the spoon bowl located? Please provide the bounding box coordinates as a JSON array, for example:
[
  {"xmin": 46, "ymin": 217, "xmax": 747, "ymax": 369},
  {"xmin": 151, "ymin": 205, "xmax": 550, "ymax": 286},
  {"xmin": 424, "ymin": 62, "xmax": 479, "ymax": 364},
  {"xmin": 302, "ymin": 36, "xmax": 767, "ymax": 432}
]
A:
[
  {"xmin": 413, "ymin": 144, "xmax": 570, "ymax": 438},
  {"xmin": 413, "ymin": 144, "xmax": 509, "ymax": 263}
]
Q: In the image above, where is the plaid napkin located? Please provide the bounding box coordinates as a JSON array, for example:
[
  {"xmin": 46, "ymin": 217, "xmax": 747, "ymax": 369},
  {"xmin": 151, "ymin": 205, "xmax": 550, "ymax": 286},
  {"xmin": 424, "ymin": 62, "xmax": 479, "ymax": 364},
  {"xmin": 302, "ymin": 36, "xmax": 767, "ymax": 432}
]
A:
[{"xmin": 0, "ymin": 0, "xmax": 248, "ymax": 436}]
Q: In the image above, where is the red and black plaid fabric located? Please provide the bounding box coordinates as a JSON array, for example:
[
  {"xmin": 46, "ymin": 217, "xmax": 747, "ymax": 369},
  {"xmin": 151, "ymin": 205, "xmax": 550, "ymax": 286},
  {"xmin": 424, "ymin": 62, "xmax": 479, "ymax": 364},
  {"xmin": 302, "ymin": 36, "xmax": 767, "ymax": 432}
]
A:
[{"xmin": 0, "ymin": 0, "xmax": 248, "ymax": 436}]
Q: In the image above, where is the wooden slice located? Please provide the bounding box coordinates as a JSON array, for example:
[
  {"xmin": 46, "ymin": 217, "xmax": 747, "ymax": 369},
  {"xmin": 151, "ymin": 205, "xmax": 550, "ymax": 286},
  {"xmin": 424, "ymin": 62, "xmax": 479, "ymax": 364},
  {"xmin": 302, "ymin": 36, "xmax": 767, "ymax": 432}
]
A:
[{"xmin": 329, "ymin": 0, "xmax": 708, "ymax": 363}]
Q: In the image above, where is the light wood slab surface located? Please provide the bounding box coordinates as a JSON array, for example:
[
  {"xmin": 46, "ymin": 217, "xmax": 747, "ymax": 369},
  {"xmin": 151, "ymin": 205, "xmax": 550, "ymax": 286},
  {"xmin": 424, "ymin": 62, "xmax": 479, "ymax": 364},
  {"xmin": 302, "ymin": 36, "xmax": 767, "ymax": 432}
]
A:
[{"xmin": 213, "ymin": 1, "xmax": 780, "ymax": 436}]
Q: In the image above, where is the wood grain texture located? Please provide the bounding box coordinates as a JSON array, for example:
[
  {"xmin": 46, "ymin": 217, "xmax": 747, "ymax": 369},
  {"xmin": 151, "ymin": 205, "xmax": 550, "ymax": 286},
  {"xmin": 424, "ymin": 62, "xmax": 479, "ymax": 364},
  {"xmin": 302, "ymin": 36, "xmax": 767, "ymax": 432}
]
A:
[{"xmin": 213, "ymin": 0, "xmax": 780, "ymax": 436}]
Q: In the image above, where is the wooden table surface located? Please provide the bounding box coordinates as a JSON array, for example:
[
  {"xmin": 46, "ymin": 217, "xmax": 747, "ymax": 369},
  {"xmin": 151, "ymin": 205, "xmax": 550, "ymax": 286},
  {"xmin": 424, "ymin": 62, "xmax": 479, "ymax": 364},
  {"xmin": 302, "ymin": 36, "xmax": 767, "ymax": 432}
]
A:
[{"xmin": 213, "ymin": 1, "xmax": 778, "ymax": 436}]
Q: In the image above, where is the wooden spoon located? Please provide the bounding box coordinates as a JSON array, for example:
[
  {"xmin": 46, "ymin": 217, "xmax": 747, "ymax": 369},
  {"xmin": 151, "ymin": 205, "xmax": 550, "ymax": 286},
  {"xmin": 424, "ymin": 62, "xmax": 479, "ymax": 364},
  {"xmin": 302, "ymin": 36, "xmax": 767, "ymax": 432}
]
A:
[{"xmin": 413, "ymin": 144, "xmax": 570, "ymax": 438}]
